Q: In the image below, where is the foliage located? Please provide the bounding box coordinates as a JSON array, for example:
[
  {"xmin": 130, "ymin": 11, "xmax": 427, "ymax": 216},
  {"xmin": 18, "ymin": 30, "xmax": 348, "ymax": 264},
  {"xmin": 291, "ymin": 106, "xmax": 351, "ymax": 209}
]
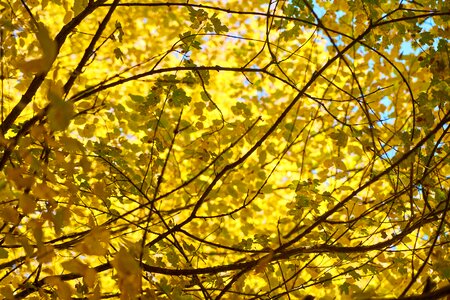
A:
[{"xmin": 0, "ymin": 0, "xmax": 449, "ymax": 299}]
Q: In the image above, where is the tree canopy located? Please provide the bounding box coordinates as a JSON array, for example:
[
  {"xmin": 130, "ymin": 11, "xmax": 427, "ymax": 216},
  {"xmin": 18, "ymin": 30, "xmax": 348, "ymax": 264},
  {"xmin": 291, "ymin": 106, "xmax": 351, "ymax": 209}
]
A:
[{"xmin": 0, "ymin": 0, "xmax": 450, "ymax": 299}]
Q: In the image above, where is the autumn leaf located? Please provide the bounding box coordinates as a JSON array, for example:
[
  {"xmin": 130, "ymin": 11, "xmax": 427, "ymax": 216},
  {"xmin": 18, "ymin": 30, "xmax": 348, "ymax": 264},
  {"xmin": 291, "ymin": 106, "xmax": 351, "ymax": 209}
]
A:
[
  {"xmin": 74, "ymin": 227, "xmax": 110, "ymax": 256},
  {"xmin": 47, "ymin": 98, "xmax": 74, "ymax": 131},
  {"xmin": 15, "ymin": 22, "xmax": 57, "ymax": 74},
  {"xmin": 45, "ymin": 276, "xmax": 73, "ymax": 300},
  {"xmin": 111, "ymin": 247, "xmax": 141, "ymax": 300},
  {"xmin": 254, "ymin": 251, "xmax": 274, "ymax": 274},
  {"xmin": 1, "ymin": 1, "xmax": 450, "ymax": 299},
  {"xmin": 0, "ymin": 248, "xmax": 8, "ymax": 259},
  {"xmin": 19, "ymin": 193, "xmax": 36, "ymax": 214}
]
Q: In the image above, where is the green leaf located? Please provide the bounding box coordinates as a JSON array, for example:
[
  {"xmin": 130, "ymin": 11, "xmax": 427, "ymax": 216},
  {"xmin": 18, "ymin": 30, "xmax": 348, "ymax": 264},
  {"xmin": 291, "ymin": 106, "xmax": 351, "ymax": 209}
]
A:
[
  {"xmin": 340, "ymin": 282, "xmax": 351, "ymax": 294},
  {"xmin": 171, "ymin": 88, "xmax": 191, "ymax": 107},
  {"xmin": 419, "ymin": 32, "xmax": 434, "ymax": 45},
  {"xmin": 167, "ymin": 250, "xmax": 180, "ymax": 267},
  {"xmin": 114, "ymin": 47, "xmax": 124, "ymax": 62},
  {"xmin": 146, "ymin": 92, "xmax": 160, "ymax": 106},
  {"xmin": 129, "ymin": 94, "xmax": 145, "ymax": 102},
  {"xmin": 115, "ymin": 21, "xmax": 124, "ymax": 42},
  {"xmin": 182, "ymin": 241, "xmax": 196, "ymax": 252},
  {"xmin": 210, "ymin": 16, "xmax": 228, "ymax": 34}
]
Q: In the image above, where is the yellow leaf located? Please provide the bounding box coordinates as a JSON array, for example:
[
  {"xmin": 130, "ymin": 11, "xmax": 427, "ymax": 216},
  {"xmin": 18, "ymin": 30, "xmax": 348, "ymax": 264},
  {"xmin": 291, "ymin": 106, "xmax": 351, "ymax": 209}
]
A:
[
  {"xmin": 53, "ymin": 206, "xmax": 71, "ymax": 235},
  {"xmin": 47, "ymin": 99, "xmax": 74, "ymax": 131},
  {"xmin": 29, "ymin": 219, "xmax": 44, "ymax": 245},
  {"xmin": 112, "ymin": 248, "xmax": 141, "ymax": 300},
  {"xmin": 73, "ymin": 0, "xmax": 88, "ymax": 16},
  {"xmin": 15, "ymin": 57, "xmax": 48, "ymax": 74},
  {"xmin": 19, "ymin": 193, "xmax": 36, "ymax": 214},
  {"xmin": 254, "ymin": 251, "xmax": 274, "ymax": 274},
  {"xmin": 32, "ymin": 182, "xmax": 57, "ymax": 199},
  {"xmin": 16, "ymin": 23, "xmax": 57, "ymax": 74},
  {"xmin": 62, "ymin": 258, "xmax": 89, "ymax": 275},
  {"xmin": 63, "ymin": 10, "xmax": 73, "ymax": 24},
  {"xmin": 19, "ymin": 237, "xmax": 34, "ymax": 256},
  {"xmin": 6, "ymin": 167, "xmax": 34, "ymax": 190},
  {"xmin": 36, "ymin": 22, "xmax": 57, "ymax": 68},
  {"xmin": 89, "ymin": 284, "xmax": 101, "ymax": 300},
  {"xmin": 0, "ymin": 285, "xmax": 14, "ymax": 300},
  {"xmin": 377, "ymin": 253, "xmax": 389, "ymax": 263},
  {"xmin": 47, "ymin": 80, "xmax": 64, "ymax": 102},
  {"xmin": 36, "ymin": 244, "xmax": 55, "ymax": 264},
  {"xmin": 44, "ymin": 276, "xmax": 61, "ymax": 286},
  {"xmin": 0, "ymin": 247, "xmax": 8, "ymax": 259},
  {"xmin": 112, "ymin": 247, "xmax": 140, "ymax": 276},
  {"xmin": 58, "ymin": 136, "xmax": 84, "ymax": 153},
  {"xmin": 0, "ymin": 206, "xmax": 20, "ymax": 224},
  {"xmin": 75, "ymin": 227, "xmax": 110, "ymax": 256},
  {"xmin": 44, "ymin": 276, "xmax": 73, "ymax": 300},
  {"xmin": 333, "ymin": 158, "xmax": 347, "ymax": 171},
  {"xmin": 83, "ymin": 268, "xmax": 97, "ymax": 288},
  {"xmin": 30, "ymin": 124, "xmax": 47, "ymax": 141},
  {"xmin": 92, "ymin": 181, "xmax": 108, "ymax": 200},
  {"xmin": 56, "ymin": 281, "xmax": 73, "ymax": 300}
]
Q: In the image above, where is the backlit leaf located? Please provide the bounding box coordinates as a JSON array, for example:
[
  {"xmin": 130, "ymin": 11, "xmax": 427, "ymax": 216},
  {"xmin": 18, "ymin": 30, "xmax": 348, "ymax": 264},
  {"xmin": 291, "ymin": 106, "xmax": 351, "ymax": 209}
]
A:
[{"xmin": 2, "ymin": 1, "xmax": 450, "ymax": 299}]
